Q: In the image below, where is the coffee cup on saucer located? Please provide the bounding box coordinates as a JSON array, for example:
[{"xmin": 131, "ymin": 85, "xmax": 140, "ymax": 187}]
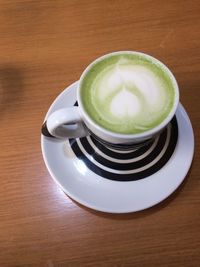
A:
[{"xmin": 46, "ymin": 51, "xmax": 179, "ymax": 149}]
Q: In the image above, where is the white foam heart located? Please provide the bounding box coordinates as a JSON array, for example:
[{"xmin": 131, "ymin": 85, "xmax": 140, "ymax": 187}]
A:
[
  {"xmin": 97, "ymin": 66, "xmax": 162, "ymax": 108},
  {"xmin": 110, "ymin": 88, "xmax": 141, "ymax": 118}
]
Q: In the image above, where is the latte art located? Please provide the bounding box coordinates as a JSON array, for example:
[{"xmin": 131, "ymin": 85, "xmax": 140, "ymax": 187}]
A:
[{"xmin": 81, "ymin": 53, "xmax": 176, "ymax": 134}]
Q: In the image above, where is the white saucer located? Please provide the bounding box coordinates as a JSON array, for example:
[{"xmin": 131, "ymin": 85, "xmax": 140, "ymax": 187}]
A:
[{"xmin": 41, "ymin": 81, "xmax": 194, "ymax": 213}]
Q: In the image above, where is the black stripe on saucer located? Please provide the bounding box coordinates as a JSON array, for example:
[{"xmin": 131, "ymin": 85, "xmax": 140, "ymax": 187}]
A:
[
  {"xmin": 69, "ymin": 116, "xmax": 178, "ymax": 181},
  {"xmin": 78, "ymin": 129, "xmax": 167, "ymax": 170},
  {"xmin": 89, "ymin": 136, "xmax": 154, "ymax": 159}
]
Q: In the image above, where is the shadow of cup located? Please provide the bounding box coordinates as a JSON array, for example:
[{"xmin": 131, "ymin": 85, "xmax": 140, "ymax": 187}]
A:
[{"xmin": 0, "ymin": 66, "xmax": 24, "ymax": 116}]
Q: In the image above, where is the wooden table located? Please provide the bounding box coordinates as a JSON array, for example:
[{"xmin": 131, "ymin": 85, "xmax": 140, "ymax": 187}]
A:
[{"xmin": 0, "ymin": 1, "xmax": 199, "ymax": 266}]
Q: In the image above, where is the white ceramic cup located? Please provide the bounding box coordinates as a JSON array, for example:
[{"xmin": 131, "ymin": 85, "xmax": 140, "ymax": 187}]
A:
[{"xmin": 46, "ymin": 51, "xmax": 179, "ymax": 146}]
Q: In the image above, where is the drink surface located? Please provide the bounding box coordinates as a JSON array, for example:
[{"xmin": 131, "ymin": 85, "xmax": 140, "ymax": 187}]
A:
[{"xmin": 80, "ymin": 53, "xmax": 175, "ymax": 134}]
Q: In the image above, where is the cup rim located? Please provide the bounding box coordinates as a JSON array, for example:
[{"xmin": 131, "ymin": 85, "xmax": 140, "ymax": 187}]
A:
[{"xmin": 78, "ymin": 51, "xmax": 179, "ymax": 140}]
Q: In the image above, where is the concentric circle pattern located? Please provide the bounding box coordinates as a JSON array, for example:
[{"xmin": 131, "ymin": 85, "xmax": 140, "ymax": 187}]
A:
[{"xmin": 69, "ymin": 116, "xmax": 178, "ymax": 182}]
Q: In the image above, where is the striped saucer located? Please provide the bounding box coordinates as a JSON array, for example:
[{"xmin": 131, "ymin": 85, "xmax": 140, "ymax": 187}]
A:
[{"xmin": 41, "ymin": 81, "xmax": 194, "ymax": 213}]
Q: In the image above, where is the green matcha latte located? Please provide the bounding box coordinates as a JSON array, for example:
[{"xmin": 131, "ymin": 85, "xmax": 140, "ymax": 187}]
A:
[{"xmin": 80, "ymin": 53, "xmax": 176, "ymax": 135}]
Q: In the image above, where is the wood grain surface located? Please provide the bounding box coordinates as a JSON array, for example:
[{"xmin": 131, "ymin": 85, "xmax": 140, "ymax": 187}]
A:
[{"xmin": 0, "ymin": 0, "xmax": 199, "ymax": 266}]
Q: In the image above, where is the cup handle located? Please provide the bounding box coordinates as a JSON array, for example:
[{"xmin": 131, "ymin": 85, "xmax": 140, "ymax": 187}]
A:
[{"xmin": 46, "ymin": 107, "xmax": 88, "ymax": 138}]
